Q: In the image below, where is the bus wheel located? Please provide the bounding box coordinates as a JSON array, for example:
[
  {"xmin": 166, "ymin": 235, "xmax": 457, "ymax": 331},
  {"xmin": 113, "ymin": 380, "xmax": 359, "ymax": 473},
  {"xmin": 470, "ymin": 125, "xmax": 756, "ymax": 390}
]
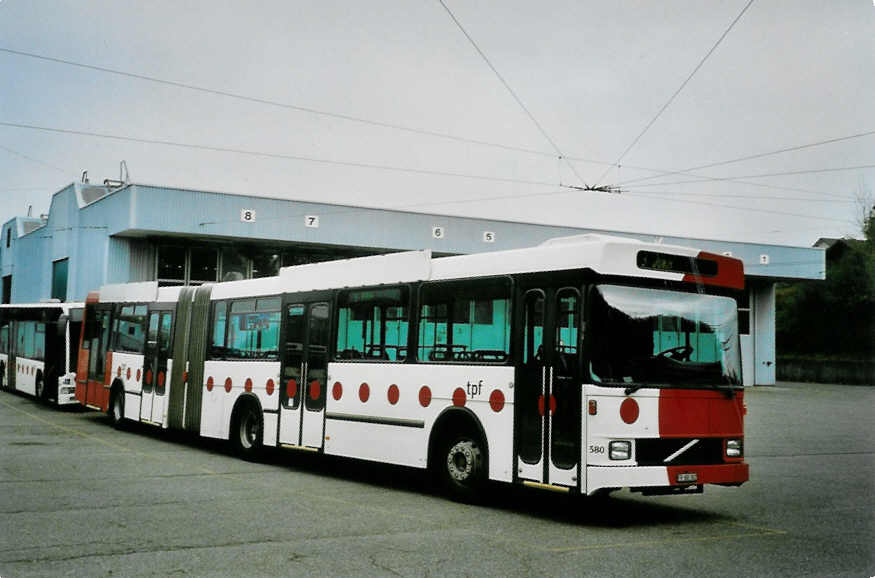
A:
[
  {"xmin": 35, "ymin": 374, "xmax": 44, "ymax": 400},
  {"xmin": 231, "ymin": 403, "xmax": 263, "ymax": 460},
  {"xmin": 438, "ymin": 434, "xmax": 485, "ymax": 502},
  {"xmin": 108, "ymin": 389, "xmax": 125, "ymax": 428}
]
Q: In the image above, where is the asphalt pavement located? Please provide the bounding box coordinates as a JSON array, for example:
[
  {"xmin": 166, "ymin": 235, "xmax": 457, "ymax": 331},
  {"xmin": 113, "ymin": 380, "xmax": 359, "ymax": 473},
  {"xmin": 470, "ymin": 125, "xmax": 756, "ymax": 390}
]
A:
[{"xmin": 0, "ymin": 381, "xmax": 872, "ymax": 577}]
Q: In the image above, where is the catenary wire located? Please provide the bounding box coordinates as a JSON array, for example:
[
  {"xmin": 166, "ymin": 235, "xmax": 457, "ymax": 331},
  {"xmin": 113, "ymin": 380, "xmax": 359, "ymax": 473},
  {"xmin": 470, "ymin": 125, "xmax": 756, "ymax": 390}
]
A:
[
  {"xmin": 436, "ymin": 0, "xmax": 587, "ymax": 187},
  {"xmin": 621, "ymin": 165, "xmax": 875, "ymax": 188},
  {"xmin": 0, "ymin": 46, "xmax": 563, "ymax": 161},
  {"xmin": 621, "ymin": 189, "xmax": 856, "ymax": 204},
  {"xmin": 619, "ymin": 129, "xmax": 875, "ymax": 187},
  {"xmin": 595, "ymin": 0, "xmax": 756, "ymax": 185},
  {"xmin": 0, "ymin": 121, "xmax": 561, "ymax": 188},
  {"xmin": 0, "ymin": 143, "xmax": 71, "ymax": 175},
  {"xmin": 1, "ymin": 120, "xmax": 858, "ymax": 228}
]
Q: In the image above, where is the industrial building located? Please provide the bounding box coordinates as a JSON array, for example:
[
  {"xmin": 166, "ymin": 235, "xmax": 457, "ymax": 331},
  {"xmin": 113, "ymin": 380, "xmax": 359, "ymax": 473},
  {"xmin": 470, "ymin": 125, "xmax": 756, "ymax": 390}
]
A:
[{"xmin": 1, "ymin": 179, "xmax": 825, "ymax": 386}]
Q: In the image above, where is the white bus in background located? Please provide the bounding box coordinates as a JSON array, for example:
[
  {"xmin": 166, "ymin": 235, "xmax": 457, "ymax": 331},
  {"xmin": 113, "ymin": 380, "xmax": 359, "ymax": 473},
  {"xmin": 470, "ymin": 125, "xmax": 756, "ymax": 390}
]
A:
[
  {"xmin": 0, "ymin": 302, "xmax": 84, "ymax": 405},
  {"xmin": 77, "ymin": 235, "xmax": 749, "ymax": 500}
]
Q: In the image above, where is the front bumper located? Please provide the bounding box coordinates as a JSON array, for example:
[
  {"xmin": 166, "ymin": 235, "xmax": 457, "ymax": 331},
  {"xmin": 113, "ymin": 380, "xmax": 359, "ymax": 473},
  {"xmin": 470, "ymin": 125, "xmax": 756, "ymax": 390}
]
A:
[{"xmin": 586, "ymin": 462, "xmax": 749, "ymax": 494}]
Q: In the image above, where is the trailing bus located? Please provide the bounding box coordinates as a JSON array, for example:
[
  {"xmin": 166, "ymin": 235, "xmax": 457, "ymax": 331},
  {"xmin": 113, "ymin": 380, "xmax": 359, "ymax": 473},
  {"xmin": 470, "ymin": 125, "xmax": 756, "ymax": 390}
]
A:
[
  {"xmin": 0, "ymin": 302, "xmax": 84, "ymax": 405},
  {"xmin": 75, "ymin": 234, "xmax": 748, "ymax": 498}
]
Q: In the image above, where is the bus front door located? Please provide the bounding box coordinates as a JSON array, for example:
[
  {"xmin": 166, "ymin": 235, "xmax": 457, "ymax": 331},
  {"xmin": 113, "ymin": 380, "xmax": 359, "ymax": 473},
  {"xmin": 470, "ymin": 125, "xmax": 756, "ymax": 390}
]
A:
[
  {"xmin": 515, "ymin": 287, "xmax": 582, "ymax": 488},
  {"xmin": 278, "ymin": 301, "xmax": 330, "ymax": 449},
  {"xmin": 141, "ymin": 311, "xmax": 173, "ymax": 425}
]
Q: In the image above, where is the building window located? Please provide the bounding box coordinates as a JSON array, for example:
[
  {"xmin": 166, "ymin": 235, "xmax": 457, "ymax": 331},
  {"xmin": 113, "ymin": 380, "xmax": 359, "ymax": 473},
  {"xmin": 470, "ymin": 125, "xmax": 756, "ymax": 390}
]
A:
[
  {"xmin": 2, "ymin": 275, "xmax": 10, "ymax": 304},
  {"xmin": 157, "ymin": 245, "xmax": 186, "ymax": 285},
  {"xmin": 5, "ymin": 227, "xmax": 10, "ymax": 248},
  {"xmin": 252, "ymin": 251, "xmax": 280, "ymax": 278},
  {"xmin": 221, "ymin": 247, "xmax": 248, "ymax": 282},
  {"xmin": 737, "ymin": 290, "xmax": 751, "ymax": 335},
  {"xmin": 52, "ymin": 258, "xmax": 69, "ymax": 301},
  {"xmin": 190, "ymin": 247, "xmax": 218, "ymax": 284}
]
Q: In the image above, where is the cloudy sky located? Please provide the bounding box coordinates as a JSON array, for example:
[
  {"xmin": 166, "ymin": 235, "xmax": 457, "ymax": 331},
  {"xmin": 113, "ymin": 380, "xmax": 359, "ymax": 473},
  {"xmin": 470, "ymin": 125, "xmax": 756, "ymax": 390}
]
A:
[{"xmin": 1, "ymin": 0, "xmax": 872, "ymax": 247}]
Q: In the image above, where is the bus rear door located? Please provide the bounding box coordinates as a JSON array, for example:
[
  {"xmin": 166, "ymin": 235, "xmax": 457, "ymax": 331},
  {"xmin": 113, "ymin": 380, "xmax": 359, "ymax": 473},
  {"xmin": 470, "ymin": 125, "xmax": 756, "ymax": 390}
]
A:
[
  {"xmin": 278, "ymin": 300, "xmax": 330, "ymax": 449},
  {"xmin": 141, "ymin": 309, "xmax": 173, "ymax": 425}
]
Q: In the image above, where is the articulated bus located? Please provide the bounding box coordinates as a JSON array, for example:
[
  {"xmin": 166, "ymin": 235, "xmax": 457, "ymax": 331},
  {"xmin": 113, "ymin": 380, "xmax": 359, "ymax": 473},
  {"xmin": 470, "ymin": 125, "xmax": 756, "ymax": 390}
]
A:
[
  {"xmin": 0, "ymin": 302, "xmax": 84, "ymax": 405},
  {"xmin": 76, "ymin": 234, "xmax": 748, "ymax": 499}
]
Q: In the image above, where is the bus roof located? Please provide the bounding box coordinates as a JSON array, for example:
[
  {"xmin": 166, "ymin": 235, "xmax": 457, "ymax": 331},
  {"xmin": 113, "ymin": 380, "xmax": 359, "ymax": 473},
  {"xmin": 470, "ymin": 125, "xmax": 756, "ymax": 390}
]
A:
[{"xmin": 97, "ymin": 234, "xmax": 744, "ymax": 302}]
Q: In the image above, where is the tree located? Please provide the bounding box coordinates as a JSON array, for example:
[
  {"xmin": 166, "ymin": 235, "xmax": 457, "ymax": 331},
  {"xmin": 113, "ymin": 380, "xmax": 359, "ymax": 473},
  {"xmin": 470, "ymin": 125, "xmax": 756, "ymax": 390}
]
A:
[{"xmin": 776, "ymin": 205, "xmax": 875, "ymax": 359}]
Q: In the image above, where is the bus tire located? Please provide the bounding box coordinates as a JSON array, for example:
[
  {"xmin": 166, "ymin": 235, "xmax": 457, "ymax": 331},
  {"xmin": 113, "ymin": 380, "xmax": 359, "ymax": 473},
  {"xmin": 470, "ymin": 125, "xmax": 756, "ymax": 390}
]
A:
[
  {"xmin": 436, "ymin": 432, "xmax": 486, "ymax": 502},
  {"xmin": 230, "ymin": 400, "xmax": 263, "ymax": 461},
  {"xmin": 0, "ymin": 361, "xmax": 5, "ymax": 389},
  {"xmin": 108, "ymin": 387, "xmax": 125, "ymax": 429}
]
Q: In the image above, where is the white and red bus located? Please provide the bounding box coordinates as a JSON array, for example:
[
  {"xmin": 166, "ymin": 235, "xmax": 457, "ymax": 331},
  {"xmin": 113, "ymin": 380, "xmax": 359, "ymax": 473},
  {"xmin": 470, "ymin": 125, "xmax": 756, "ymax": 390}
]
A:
[
  {"xmin": 76, "ymin": 234, "xmax": 748, "ymax": 498},
  {"xmin": 0, "ymin": 302, "xmax": 84, "ymax": 405}
]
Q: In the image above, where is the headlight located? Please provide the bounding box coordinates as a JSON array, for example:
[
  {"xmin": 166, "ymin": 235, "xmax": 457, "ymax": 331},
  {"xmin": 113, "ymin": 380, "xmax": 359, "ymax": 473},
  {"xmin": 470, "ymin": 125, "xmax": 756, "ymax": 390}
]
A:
[
  {"xmin": 726, "ymin": 439, "xmax": 743, "ymax": 458},
  {"xmin": 609, "ymin": 440, "xmax": 631, "ymax": 460}
]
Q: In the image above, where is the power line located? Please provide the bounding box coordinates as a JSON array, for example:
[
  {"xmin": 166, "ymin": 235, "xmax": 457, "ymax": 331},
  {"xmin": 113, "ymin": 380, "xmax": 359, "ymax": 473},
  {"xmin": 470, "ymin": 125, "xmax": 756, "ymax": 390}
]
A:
[
  {"xmin": 2, "ymin": 121, "xmax": 858, "ymax": 228},
  {"xmin": 436, "ymin": 1, "xmax": 587, "ymax": 187},
  {"xmin": 620, "ymin": 191, "xmax": 855, "ymax": 224},
  {"xmin": 622, "ymin": 164, "xmax": 875, "ymax": 188},
  {"xmin": 622, "ymin": 189, "xmax": 856, "ymax": 204},
  {"xmin": 0, "ymin": 120, "xmax": 559, "ymax": 188},
  {"xmin": 0, "ymin": 46, "xmax": 559, "ymax": 160},
  {"xmin": 595, "ymin": 0, "xmax": 756, "ymax": 185},
  {"xmin": 620, "ymin": 129, "xmax": 875, "ymax": 187},
  {"xmin": 0, "ymin": 143, "xmax": 71, "ymax": 175}
]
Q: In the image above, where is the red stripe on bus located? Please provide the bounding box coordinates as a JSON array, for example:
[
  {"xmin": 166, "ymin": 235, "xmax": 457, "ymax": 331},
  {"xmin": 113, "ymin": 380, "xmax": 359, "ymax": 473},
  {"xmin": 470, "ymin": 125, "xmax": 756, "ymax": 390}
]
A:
[
  {"xmin": 682, "ymin": 251, "xmax": 745, "ymax": 291},
  {"xmin": 658, "ymin": 389, "xmax": 744, "ymax": 437}
]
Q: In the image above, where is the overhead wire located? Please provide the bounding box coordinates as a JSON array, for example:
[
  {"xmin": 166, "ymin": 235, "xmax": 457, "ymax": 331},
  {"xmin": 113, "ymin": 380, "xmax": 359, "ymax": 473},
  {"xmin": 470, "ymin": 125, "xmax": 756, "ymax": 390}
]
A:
[
  {"xmin": 0, "ymin": 143, "xmax": 71, "ymax": 175},
  {"xmin": 619, "ymin": 192, "xmax": 855, "ymax": 224},
  {"xmin": 595, "ymin": 0, "xmax": 756, "ymax": 185},
  {"xmin": 621, "ymin": 189, "xmax": 856, "ymax": 204},
  {"xmin": 0, "ymin": 46, "xmax": 567, "ymax": 162},
  {"xmin": 621, "ymin": 164, "xmax": 875, "ymax": 189},
  {"xmin": 436, "ymin": 0, "xmax": 588, "ymax": 187},
  {"xmin": 0, "ymin": 121, "xmax": 558, "ymax": 188},
  {"xmin": 619, "ymin": 129, "xmax": 875, "ymax": 187},
  {"xmin": 1, "ymin": 120, "xmax": 857, "ymax": 228}
]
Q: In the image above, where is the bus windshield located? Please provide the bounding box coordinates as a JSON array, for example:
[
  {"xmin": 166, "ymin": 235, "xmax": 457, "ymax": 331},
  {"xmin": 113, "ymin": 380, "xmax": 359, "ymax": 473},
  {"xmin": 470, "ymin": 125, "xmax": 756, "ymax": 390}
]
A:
[{"xmin": 588, "ymin": 284, "xmax": 741, "ymax": 387}]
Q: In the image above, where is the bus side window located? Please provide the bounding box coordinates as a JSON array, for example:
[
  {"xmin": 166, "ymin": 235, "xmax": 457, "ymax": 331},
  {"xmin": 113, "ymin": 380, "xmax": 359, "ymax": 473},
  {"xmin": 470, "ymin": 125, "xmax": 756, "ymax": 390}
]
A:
[
  {"xmin": 335, "ymin": 286, "xmax": 409, "ymax": 362},
  {"xmin": 418, "ymin": 277, "xmax": 511, "ymax": 364},
  {"xmin": 0, "ymin": 324, "xmax": 8, "ymax": 354}
]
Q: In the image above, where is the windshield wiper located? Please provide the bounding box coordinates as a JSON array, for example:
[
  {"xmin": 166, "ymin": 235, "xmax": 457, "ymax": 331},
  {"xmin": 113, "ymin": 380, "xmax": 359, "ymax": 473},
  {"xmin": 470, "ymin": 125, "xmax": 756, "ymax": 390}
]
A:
[{"xmin": 624, "ymin": 384, "xmax": 645, "ymax": 395}]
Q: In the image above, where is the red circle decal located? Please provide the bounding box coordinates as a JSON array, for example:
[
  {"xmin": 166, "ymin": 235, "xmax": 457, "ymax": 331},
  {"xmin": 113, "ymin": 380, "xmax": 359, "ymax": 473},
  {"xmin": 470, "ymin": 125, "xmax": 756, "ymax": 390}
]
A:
[
  {"xmin": 224, "ymin": 377, "xmax": 233, "ymax": 393},
  {"xmin": 620, "ymin": 398, "xmax": 640, "ymax": 424},
  {"xmin": 157, "ymin": 372, "xmax": 165, "ymax": 387},
  {"xmin": 136, "ymin": 369, "xmax": 141, "ymax": 382},
  {"xmin": 359, "ymin": 382, "xmax": 370, "ymax": 403},
  {"xmin": 206, "ymin": 376, "xmax": 214, "ymax": 391},
  {"xmin": 387, "ymin": 384, "xmax": 399, "ymax": 405},
  {"xmin": 126, "ymin": 367, "xmax": 132, "ymax": 380},
  {"xmin": 117, "ymin": 366, "xmax": 122, "ymax": 378},
  {"xmin": 452, "ymin": 387, "xmax": 467, "ymax": 407},
  {"xmin": 286, "ymin": 378, "xmax": 298, "ymax": 399},
  {"xmin": 549, "ymin": 394, "xmax": 557, "ymax": 416},
  {"xmin": 244, "ymin": 378, "xmax": 253, "ymax": 392},
  {"xmin": 332, "ymin": 381, "xmax": 343, "ymax": 401},
  {"xmin": 266, "ymin": 379, "xmax": 275, "ymax": 396},
  {"xmin": 309, "ymin": 380, "xmax": 321, "ymax": 400},
  {"xmin": 489, "ymin": 389, "xmax": 505, "ymax": 412},
  {"xmin": 145, "ymin": 369, "xmax": 153, "ymax": 385},
  {"xmin": 537, "ymin": 395, "xmax": 545, "ymax": 416},
  {"xmin": 419, "ymin": 386, "xmax": 432, "ymax": 407}
]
